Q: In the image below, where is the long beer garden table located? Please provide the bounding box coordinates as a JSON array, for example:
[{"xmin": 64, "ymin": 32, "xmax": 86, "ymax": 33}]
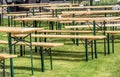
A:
[
  {"xmin": 44, "ymin": 5, "xmax": 118, "ymax": 17},
  {"xmin": 14, "ymin": 16, "xmax": 120, "ymax": 60},
  {"xmin": 0, "ymin": 27, "xmax": 43, "ymax": 77},
  {"xmin": 62, "ymin": 10, "xmax": 120, "ymax": 16}
]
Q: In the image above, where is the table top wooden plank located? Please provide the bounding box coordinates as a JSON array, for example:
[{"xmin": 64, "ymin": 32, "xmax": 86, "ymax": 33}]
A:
[
  {"xmin": 37, "ymin": 30, "xmax": 93, "ymax": 33},
  {"xmin": 14, "ymin": 17, "xmax": 120, "ymax": 22},
  {"xmin": 0, "ymin": 27, "xmax": 43, "ymax": 34},
  {"xmin": 45, "ymin": 5, "xmax": 116, "ymax": 10},
  {"xmin": 62, "ymin": 10, "xmax": 120, "ymax": 15},
  {"xmin": 32, "ymin": 34, "xmax": 106, "ymax": 40},
  {"xmin": 0, "ymin": 53, "xmax": 17, "ymax": 59},
  {"xmin": 20, "ymin": 3, "xmax": 79, "ymax": 8},
  {"xmin": 65, "ymin": 24, "xmax": 120, "ymax": 28},
  {"xmin": 0, "ymin": 3, "xmax": 49, "ymax": 7},
  {"xmin": 106, "ymin": 31, "xmax": 120, "ymax": 34},
  {"xmin": 0, "ymin": 40, "xmax": 64, "ymax": 48},
  {"xmin": 13, "ymin": 34, "xmax": 106, "ymax": 40}
]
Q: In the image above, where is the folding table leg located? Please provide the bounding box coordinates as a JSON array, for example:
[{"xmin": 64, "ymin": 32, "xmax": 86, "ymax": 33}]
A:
[
  {"xmin": 49, "ymin": 48, "xmax": 53, "ymax": 70},
  {"xmin": 40, "ymin": 47, "xmax": 44, "ymax": 72},
  {"xmin": 85, "ymin": 39, "xmax": 88, "ymax": 61}
]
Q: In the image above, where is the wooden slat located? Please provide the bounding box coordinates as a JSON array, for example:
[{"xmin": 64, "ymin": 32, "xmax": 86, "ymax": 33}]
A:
[
  {"xmin": 45, "ymin": 5, "xmax": 115, "ymax": 10},
  {"xmin": 0, "ymin": 27, "xmax": 44, "ymax": 34},
  {"xmin": 14, "ymin": 17, "xmax": 120, "ymax": 22},
  {"xmin": 65, "ymin": 24, "xmax": 120, "ymax": 29},
  {"xmin": 12, "ymin": 34, "xmax": 106, "ymax": 40},
  {"xmin": 0, "ymin": 54, "xmax": 17, "ymax": 59},
  {"xmin": 62, "ymin": 10, "xmax": 120, "ymax": 15},
  {"xmin": 37, "ymin": 30, "xmax": 93, "ymax": 33},
  {"xmin": 0, "ymin": 40, "xmax": 64, "ymax": 48}
]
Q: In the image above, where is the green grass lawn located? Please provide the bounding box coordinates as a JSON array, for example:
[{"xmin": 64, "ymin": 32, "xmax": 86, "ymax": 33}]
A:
[
  {"xmin": 0, "ymin": 39, "xmax": 120, "ymax": 77},
  {"xmin": 1, "ymin": 2, "xmax": 120, "ymax": 76}
]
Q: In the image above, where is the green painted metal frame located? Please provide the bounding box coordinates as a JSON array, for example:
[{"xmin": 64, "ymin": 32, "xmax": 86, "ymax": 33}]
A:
[
  {"xmin": 8, "ymin": 33, "xmax": 14, "ymax": 77},
  {"xmin": 111, "ymin": 35, "xmax": 114, "ymax": 53},
  {"xmin": 0, "ymin": 60, "xmax": 5, "ymax": 77},
  {"xmin": 7, "ymin": 6, "xmax": 11, "ymax": 27},
  {"xmin": 85, "ymin": 39, "xmax": 88, "ymax": 61},
  {"xmin": 0, "ymin": 7, "xmax": 4, "ymax": 26},
  {"xmin": 107, "ymin": 33, "xmax": 110, "ymax": 54},
  {"xmin": 93, "ymin": 21, "xmax": 97, "ymax": 58},
  {"xmin": 40, "ymin": 46, "xmax": 44, "ymax": 72},
  {"xmin": 39, "ymin": 47, "xmax": 53, "ymax": 72},
  {"xmin": 103, "ymin": 21, "xmax": 107, "ymax": 56},
  {"xmin": 8, "ymin": 32, "xmax": 34, "ymax": 76},
  {"xmin": 90, "ymin": 41, "xmax": 94, "ymax": 59},
  {"xmin": 107, "ymin": 33, "xmax": 115, "ymax": 54}
]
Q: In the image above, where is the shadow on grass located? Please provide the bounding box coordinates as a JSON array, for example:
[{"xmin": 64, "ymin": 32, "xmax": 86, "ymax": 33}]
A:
[
  {"xmin": 19, "ymin": 49, "xmax": 103, "ymax": 62},
  {"xmin": 5, "ymin": 65, "xmax": 42, "ymax": 72}
]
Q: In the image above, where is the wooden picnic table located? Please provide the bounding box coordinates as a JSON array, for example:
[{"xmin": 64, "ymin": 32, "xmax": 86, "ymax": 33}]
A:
[
  {"xmin": 14, "ymin": 16, "xmax": 120, "ymax": 59},
  {"xmin": 62, "ymin": 10, "xmax": 120, "ymax": 15},
  {"xmin": 14, "ymin": 16, "xmax": 120, "ymax": 21},
  {"xmin": 10, "ymin": 33, "xmax": 106, "ymax": 61},
  {"xmin": 0, "ymin": 27, "xmax": 43, "ymax": 77},
  {"xmin": 19, "ymin": 3, "xmax": 79, "ymax": 8},
  {"xmin": 45, "ymin": 5, "xmax": 116, "ymax": 10},
  {"xmin": 0, "ymin": 3, "xmax": 49, "ymax": 7}
]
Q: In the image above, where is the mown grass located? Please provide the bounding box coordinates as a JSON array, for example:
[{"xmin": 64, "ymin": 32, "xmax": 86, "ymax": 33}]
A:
[
  {"xmin": 1, "ymin": 1, "xmax": 120, "ymax": 77},
  {"xmin": 0, "ymin": 38, "xmax": 120, "ymax": 77}
]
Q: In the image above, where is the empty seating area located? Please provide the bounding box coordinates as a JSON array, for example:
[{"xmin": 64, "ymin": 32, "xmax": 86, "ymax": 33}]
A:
[{"xmin": 1, "ymin": 0, "xmax": 120, "ymax": 77}]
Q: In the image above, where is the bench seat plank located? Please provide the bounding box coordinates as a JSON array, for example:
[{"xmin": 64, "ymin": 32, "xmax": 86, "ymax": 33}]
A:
[
  {"xmin": 0, "ymin": 40, "xmax": 64, "ymax": 48},
  {"xmin": 11, "ymin": 34, "xmax": 106, "ymax": 40},
  {"xmin": 0, "ymin": 54, "xmax": 17, "ymax": 59}
]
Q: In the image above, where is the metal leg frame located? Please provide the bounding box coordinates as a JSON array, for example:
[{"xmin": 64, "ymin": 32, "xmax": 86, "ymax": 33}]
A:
[
  {"xmin": 9, "ymin": 33, "xmax": 34, "ymax": 75},
  {"xmin": 0, "ymin": 60, "xmax": 5, "ymax": 77},
  {"xmin": 39, "ymin": 47, "xmax": 53, "ymax": 72},
  {"xmin": 85, "ymin": 39, "xmax": 88, "ymax": 61},
  {"xmin": 107, "ymin": 33, "xmax": 110, "ymax": 54},
  {"xmin": 111, "ymin": 35, "xmax": 114, "ymax": 53}
]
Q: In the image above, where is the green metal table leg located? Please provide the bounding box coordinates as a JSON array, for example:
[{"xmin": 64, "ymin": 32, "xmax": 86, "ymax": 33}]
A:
[
  {"xmin": 58, "ymin": 22, "xmax": 62, "ymax": 30},
  {"xmin": 55, "ymin": 9, "xmax": 58, "ymax": 30},
  {"xmin": 91, "ymin": 41, "xmax": 94, "ymax": 59},
  {"xmin": 34, "ymin": 21, "xmax": 38, "ymax": 53},
  {"xmin": 93, "ymin": 21, "xmax": 96, "ymax": 35},
  {"xmin": 32, "ymin": 7, "xmax": 35, "ymax": 16},
  {"xmin": 40, "ymin": 47, "xmax": 44, "ymax": 72},
  {"xmin": 0, "ymin": 14, "xmax": 1, "ymax": 26},
  {"xmin": 20, "ymin": 37, "xmax": 23, "ymax": 56},
  {"xmin": 7, "ymin": 7, "xmax": 11, "ymax": 27},
  {"xmin": 76, "ymin": 28, "xmax": 79, "ymax": 46},
  {"xmin": 49, "ymin": 48, "xmax": 53, "ymax": 70},
  {"xmin": 44, "ymin": 32, "xmax": 47, "ymax": 42},
  {"xmin": 11, "ymin": 16, "xmax": 13, "ymax": 27},
  {"xmin": 93, "ymin": 21, "xmax": 97, "ymax": 58},
  {"xmin": 111, "ymin": 35, "xmax": 114, "ymax": 53},
  {"xmin": 103, "ymin": 21, "xmax": 106, "ymax": 55},
  {"xmin": 94, "ymin": 40, "xmax": 97, "ymax": 58},
  {"xmin": 107, "ymin": 33, "xmax": 110, "ymax": 54},
  {"xmin": 13, "ymin": 16, "xmax": 16, "ymax": 27},
  {"xmin": 52, "ymin": 10, "xmax": 54, "ymax": 17},
  {"xmin": 3, "ymin": 60, "xmax": 5, "ymax": 77},
  {"xmin": 50, "ymin": 22, "xmax": 54, "ymax": 30},
  {"xmin": 85, "ymin": 39, "xmax": 88, "ymax": 61},
  {"xmin": 30, "ymin": 33, "xmax": 34, "ymax": 75},
  {"xmin": 8, "ymin": 33, "xmax": 14, "ymax": 77},
  {"xmin": 1, "ymin": 7, "xmax": 4, "ymax": 26}
]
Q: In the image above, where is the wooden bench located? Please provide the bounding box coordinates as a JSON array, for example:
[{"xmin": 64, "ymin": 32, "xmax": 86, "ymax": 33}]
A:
[
  {"xmin": 0, "ymin": 40, "xmax": 64, "ymax": 72},
  {"xmin": 0, "ymin": 53, "xmax": 17, "ymax": 77},
  {"xmin": 65, "ymin": 24, "xmax": 120, "ymax": 29},
  {"xmin": 37, "ymin": 30, "xmax": 93, "ymax": 34},
  {"xmin": 7, "ymin": 30, "xmax": 120, "ymax": 56},
  {"xmin": 10, "ymin": 34, "xmax": 106, "ymax": 61}
]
